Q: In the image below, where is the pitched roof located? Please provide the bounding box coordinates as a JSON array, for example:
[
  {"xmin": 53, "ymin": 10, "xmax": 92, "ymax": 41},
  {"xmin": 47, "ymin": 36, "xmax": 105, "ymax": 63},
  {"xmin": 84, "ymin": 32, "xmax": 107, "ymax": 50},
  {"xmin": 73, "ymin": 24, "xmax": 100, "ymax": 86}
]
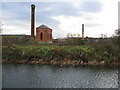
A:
[{"xmin": 36, "ymin": 24, "xmax": 51, "ymax": 29}]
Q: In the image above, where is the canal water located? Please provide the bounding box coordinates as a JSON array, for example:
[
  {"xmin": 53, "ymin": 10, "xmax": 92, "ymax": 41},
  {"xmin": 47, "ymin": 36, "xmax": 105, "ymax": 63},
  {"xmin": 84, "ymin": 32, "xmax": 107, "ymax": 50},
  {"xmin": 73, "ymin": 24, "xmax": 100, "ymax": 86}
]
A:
[{"xmin": 2, "ymin": 64, "xmax": 118, "ymax": 88}]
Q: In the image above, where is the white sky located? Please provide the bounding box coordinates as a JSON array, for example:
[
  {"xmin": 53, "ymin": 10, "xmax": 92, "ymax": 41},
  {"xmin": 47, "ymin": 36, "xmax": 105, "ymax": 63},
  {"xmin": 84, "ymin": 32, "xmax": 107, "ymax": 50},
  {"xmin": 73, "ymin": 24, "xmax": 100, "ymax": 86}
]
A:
[
  {"xmin": 1, "ymin": 0, "xmax": 120, "ymax": 38},
  {"xmin": 52, "ymin": 0, "xmax": 119, "ymax": 38}
]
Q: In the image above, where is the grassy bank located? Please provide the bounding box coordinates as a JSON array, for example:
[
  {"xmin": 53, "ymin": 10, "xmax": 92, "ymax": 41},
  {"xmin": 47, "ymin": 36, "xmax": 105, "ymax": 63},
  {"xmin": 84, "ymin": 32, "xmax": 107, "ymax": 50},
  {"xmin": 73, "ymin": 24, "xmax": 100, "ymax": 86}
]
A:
[
  {"xmin": 2, "ymin": 44, "xmax": 119, "ymax": 66},
  {"xmin": 2, "ymin": 29, "xmax": 120, "ymax": 66},
  {"xmin": 3, "ymin": 45, "xmax": 93, "ymax": 61}
]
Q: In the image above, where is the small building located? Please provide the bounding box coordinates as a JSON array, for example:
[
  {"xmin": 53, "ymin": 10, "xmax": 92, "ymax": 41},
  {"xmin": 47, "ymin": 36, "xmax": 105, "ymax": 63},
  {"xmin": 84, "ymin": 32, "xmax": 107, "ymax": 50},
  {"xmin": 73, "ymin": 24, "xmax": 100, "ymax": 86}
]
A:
[{"xmin": 36, "ymin": 25, "xmax": 52, "ymax": 43}]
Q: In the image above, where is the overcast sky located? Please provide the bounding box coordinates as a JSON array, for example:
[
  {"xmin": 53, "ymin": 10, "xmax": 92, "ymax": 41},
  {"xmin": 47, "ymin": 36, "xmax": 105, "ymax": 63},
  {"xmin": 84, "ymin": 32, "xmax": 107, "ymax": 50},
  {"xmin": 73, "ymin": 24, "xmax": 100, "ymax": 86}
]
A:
[{"xmin": 1, "ymin": 0, "xmax": 119, "ymax": 38}]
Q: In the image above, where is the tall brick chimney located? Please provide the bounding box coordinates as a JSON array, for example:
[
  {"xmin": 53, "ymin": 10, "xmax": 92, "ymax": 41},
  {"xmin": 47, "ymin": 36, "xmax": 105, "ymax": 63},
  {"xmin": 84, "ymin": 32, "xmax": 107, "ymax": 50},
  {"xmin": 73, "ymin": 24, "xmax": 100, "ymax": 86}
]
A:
[
  {"xmin": 31, "ymin": 4, "xmax": 35, "ymax": 38},
  {"xmin": 82, "ymin": 24, "xmax": 84, "ymax": 40}
]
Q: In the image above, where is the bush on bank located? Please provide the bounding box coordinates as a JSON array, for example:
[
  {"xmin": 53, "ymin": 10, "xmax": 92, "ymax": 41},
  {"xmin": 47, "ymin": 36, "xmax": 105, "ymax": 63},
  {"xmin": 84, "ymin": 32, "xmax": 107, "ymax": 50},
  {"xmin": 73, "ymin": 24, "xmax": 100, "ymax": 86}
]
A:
[
  {"xmin": 2, "ymin": 45, "xmax": 94, "ymax": 61},
  {"xmin": 2, "ymin": 44, "xmax": 118, "ymax": 64}
]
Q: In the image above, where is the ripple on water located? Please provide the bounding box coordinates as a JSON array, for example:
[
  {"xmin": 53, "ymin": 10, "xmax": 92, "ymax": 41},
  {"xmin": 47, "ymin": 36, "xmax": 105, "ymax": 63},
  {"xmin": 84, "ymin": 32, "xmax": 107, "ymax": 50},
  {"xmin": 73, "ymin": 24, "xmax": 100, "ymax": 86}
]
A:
[{"xmin": 2, "ymin": 64, "xmax": 118, "ymax": 88}]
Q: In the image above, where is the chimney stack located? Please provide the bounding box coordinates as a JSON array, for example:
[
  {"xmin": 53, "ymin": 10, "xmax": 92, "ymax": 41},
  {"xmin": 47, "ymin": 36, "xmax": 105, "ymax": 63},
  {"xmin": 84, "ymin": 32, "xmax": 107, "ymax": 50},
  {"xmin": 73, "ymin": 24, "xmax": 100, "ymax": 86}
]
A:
[
  {"xmin": 82, "ymin": 24, "xmax": 84, "ymax": 40},
  {"xmin": 31, "ymin": 4, "xmax": 35, "ymax": 38}
]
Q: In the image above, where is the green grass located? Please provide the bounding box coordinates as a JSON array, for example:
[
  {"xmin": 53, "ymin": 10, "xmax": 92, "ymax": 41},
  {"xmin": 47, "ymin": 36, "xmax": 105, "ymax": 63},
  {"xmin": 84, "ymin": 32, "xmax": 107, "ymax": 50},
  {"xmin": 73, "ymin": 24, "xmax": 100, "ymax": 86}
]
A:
[
  {"xmin": 2, "ymin": 29, "xmax": 120, "ymax": 64},
  {"xmin": 3, "ymin": 43, "xmax": 119, "ymax": 63},
  {"xmin": 2, "ymin": 45, "xmax": 95, "ymax": 61}
]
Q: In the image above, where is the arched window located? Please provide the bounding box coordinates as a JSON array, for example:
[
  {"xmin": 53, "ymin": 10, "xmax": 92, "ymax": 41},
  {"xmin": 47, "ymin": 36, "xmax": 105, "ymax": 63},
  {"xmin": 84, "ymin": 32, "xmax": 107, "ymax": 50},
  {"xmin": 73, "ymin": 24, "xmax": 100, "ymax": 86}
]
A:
[
  {"xmin": 40, "ymin": 32, "xmax": 43, "ymax": 40},
  {"xmin": 50, "ymin": 33, "xmax": 52, "ymax": 39}
]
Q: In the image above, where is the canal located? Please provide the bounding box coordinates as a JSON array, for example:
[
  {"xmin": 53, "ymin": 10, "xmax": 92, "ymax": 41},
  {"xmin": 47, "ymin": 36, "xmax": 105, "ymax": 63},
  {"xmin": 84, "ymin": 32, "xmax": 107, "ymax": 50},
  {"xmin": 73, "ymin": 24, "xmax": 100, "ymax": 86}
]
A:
[{"xmin": 2, "ymin": 64, "xmax": 118, "ymax": 88}]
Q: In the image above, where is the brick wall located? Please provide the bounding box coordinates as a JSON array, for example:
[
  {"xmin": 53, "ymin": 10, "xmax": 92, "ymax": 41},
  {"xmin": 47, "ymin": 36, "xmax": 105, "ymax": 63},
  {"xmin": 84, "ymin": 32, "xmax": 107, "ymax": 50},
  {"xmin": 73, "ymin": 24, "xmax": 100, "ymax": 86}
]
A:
[{"xmin": 36, "ymin": 28, "xmax": 52, "ymax": 42}]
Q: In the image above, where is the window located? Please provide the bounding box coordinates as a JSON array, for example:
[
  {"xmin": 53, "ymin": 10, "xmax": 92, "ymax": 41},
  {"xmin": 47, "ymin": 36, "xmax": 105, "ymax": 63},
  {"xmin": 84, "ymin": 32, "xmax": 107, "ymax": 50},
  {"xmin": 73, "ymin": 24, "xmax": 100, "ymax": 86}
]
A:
[
  {"xmin": 50, "ymin": 33, "xmax": 52, "ymax": 39},
  {"xmin": 40, "ymin": 32, "xmax": 43, "ymax": 40}
]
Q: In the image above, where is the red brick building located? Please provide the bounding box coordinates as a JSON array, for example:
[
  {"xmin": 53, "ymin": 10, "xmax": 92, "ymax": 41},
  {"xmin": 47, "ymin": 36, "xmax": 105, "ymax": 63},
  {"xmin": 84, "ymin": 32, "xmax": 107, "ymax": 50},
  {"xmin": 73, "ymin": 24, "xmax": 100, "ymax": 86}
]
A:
[{"xmin": 36, "ymin": 25, "xmax": 52, "ymax": 43}]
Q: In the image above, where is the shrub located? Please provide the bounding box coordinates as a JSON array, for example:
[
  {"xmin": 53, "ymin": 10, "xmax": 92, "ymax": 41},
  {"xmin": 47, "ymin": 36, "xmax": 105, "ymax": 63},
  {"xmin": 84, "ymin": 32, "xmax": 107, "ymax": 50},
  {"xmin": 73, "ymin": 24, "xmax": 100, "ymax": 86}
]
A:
[{"xmin": 2, "ymin": 47, "xmax": 22, "ymax": 60}]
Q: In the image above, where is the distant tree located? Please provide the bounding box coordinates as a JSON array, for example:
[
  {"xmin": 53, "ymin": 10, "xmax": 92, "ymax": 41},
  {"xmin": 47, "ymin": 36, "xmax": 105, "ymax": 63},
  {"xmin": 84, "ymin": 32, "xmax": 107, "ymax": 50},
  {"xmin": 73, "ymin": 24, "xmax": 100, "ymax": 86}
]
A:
[
  {"xmin": 115, "ymin": 29, "xmax": 120, "ymax": 36},
  {"xmin": 71, "ymin": 34, "xmax": 73, "ymax": 38},
  {"xmin": 100, "ymin": 34, "xmax": 107, "ymax": 39},
  {"xmin": 73, "ymin": 34, "xmax": 76, "ymax": 38},
  {"xmin": 104, "ymin": 34, "xmax": 107, "ymax": 38},
  {"xmin": 114, "ymin": 29, "xmax": 120, "ymax": 45},
  {"xmin": 100, "ymin": 34, "xmax": 104, "ymax": 38},
  {"xmin": 77, "ymin": 34, "xmax": 80, "ymax": 38},
  {"xmin": 67, "ymin": 33, "xmax": 81, "ymax": 38},
  {"xmin": 67, "ymin": 33, "xmax": 72, "ymax": 38}
]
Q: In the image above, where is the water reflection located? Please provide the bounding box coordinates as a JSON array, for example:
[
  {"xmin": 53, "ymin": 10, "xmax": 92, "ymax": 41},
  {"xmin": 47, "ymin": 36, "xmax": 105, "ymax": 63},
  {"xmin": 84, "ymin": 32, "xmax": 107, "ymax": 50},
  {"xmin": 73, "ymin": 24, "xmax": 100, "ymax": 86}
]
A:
[{"xmin": 2, "ymin": 64, "xmax": 118, "ymax": 88}]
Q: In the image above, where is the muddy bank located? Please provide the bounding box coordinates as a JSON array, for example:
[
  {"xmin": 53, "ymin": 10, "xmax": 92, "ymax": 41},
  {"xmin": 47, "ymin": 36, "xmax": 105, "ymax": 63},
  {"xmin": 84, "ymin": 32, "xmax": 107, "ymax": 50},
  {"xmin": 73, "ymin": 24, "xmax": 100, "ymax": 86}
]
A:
[{"xmin": 2, "ymin": 59, "xmax": 119, "ymax": 66}]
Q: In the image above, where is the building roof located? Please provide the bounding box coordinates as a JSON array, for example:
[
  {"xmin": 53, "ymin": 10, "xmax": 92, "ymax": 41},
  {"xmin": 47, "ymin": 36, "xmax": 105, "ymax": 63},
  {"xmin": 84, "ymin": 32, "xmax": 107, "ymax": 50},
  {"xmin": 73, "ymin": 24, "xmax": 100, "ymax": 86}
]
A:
[{"xmin": 36, "ymin": 24, "xmax": 51, "ymax": 29}]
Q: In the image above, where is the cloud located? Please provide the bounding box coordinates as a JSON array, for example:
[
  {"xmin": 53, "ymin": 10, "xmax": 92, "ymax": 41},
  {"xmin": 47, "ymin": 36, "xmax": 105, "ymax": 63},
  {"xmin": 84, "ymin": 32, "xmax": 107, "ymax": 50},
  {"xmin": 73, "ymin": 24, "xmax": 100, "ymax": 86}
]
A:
[
  {"xmin": 1, "ymin": 0, "xmax": 119, "ymax": 38},
  {"xmin": 2, "ymin": 20, "xmax": 30, "ymax": 35},
  {"xmin": 52, "ymin": 15, "xmax": 103, "ymax": 38},
  {"xmin": 80, "ymin": 1, "xmax": 103, "ymax": 13},
  {"xmin": 118, "ymin": 1, "xmax": 120, "ymax": 29},
  {"xmin": 52, "ymin": 0, "xmax": 118, "ymax": 38}
]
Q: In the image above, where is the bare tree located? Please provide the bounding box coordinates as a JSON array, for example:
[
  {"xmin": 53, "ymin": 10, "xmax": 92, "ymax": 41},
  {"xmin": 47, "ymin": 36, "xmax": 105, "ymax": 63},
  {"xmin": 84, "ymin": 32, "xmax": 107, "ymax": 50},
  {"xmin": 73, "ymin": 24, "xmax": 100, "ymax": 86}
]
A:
[
  {"xmin": 67, "ymin": 33, "xmax": 72, "ymax": 38},
  {"xmin": 100, "ymin": 34, "xmax": 104, "ymax": 38}
]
